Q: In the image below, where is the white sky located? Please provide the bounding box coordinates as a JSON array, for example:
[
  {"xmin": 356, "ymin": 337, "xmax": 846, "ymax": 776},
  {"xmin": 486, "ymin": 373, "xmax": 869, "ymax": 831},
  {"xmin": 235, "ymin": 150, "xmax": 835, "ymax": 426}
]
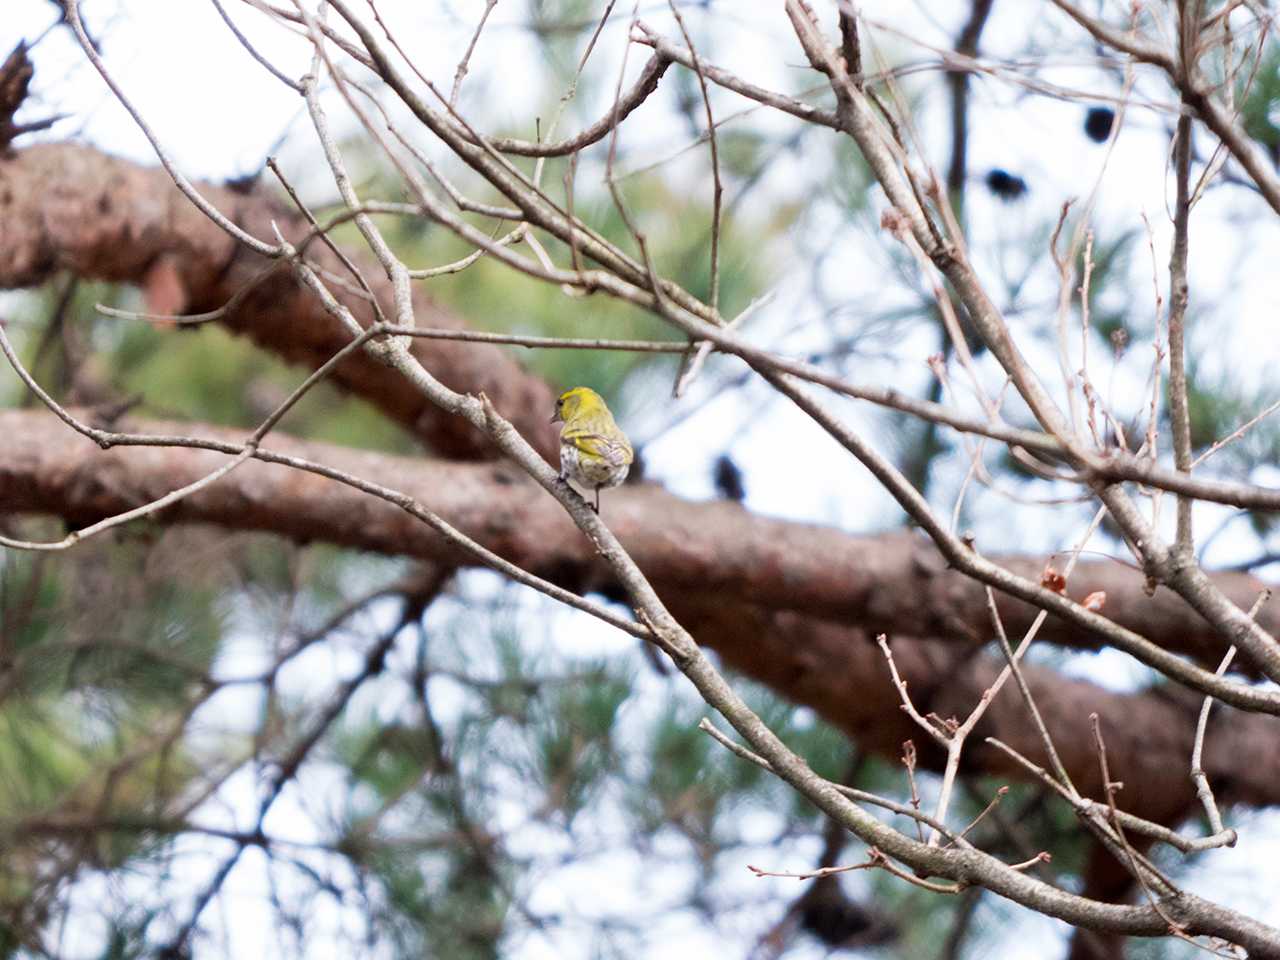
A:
[{"xmin": 5, "ymin": 1, "xmax": 1280, "ymax": 958}]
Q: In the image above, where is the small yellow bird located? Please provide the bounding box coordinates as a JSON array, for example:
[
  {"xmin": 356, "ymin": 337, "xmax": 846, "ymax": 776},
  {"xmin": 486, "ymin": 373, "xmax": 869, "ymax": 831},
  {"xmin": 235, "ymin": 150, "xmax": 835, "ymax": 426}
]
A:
[{"xmin": 551, "ymin": 386, "xmax": 634, "ymax": 513}]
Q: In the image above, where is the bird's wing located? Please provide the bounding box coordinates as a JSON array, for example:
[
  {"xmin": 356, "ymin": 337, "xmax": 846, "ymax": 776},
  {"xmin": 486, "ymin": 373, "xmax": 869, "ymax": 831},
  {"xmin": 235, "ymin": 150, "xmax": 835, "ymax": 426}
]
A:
[{"xmin": 565, "ymin": 431, "xmax": 633, "ymax": 467}]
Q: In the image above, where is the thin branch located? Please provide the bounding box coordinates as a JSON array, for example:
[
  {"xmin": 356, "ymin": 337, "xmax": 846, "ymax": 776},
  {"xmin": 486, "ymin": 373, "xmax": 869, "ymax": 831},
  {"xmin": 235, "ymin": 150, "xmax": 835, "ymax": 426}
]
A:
[
  {"xmin": 531, "ymin": 0, "xmax": 618, "ymax": 191},
  {"xmin": 1191, "ymin": 590, "xmax": 1270, "ymax": 840},
  {"xmin": 0, "ymin": 322, "xmax": 651, "ymax": 641},
  {"xmin": 0, "ymin": 446, "xmax": 253, "ymax": 552},
  {"xmin": 877, "ymin": 634, "xmax": 950, "ymax": 746},
  {"xmin": 985, "ymin": 738, "xmax": 1237, "ymax": 855},
  {"xmin": 985, "ymin": 582, "xmax": 1079, "ymax": 797},
  {"xmin": 388, "ymin": 327, "xmax": 687, "ymax": 353},
  {"xmin": 749, "ymin": 849, "xmax": 965, "ymax": 894},
  {"xmin": 673, "ymin": 290, "xmax": 772, "ymax": 398},
  {"xmin": 449, "ymin": 0, "xmax": 499, "ymax": 107},
  {"xmin": 1046, "ymin": 0, "xmax": 1177, "ymax": 68},
  {"xmin": 668, "ymin": 2, "xmax": 722, "ymax": 312},
  {"xmin": 1089, "ymin": 712, "xmax": 1184, "ymax": 903},
  {"xmin": 483, "ymin": 53, "xmax": 673, "ymax": 158},
  {"xmin": 949, "ymin": 785, "xmax": 1008, "ymax": 846},
  {"xmin": 748, "ymin": 862, "xmax": 872, "ymax": 881},
  {"xmin": 1191, "ymin": 396, "xmax": 1280, "ymax": 468},
  {"xmin": 1049, "ymin": 0, "xmax": 1280, "ymax": 218},
  {"xmin": 837, "ymin": 1, "xmax": 863, "ymax": 86},
  {"xmin": 64, "ymin": 0, "xmax": 279, "ymax": 257},
  {"xmin": 41, "ymin": 2, "xmax": 1280, "ymax": 950},
  {"xmin": 783, "ymin": 0, "xmax": 1280, "ymax": 688},
  {"xmin": 697, "ymin": 720, "xmax": 967, "ymax": 846},
  {"xmin": 240, "ymin": 0, "xmax": 375, "ymax": 66},
  {"xmin": 268, "ymin": 155, "xmax": 389, "ymax": 325},
  {"xmin": 751, "ymin": 368, "xmax": 1280, "ymax": 715},
  {"xmin": 407, "ymin": 227, "xmax": 524, "ymax": 279},
  {"xmin": 1169, "ymin": 110, "xmax": 1195, "ymax": 552},
  {"xmin": 901, "ymin": 740, "xmax": 926, "ymax": 843},
  {"xmin": 633, "ymin": 22, "xmax": 840, "ymax": 130},
  {"xmin": 254, "ymin": 1, "xmax": 1280, "ymax": 716},
  {"xmin": 210, "ymin": 0, "xmax": 303, "ymax": 92},
  {"xmin": 338, "ymin": 72, "xmax": 524, "ymax": 222}
]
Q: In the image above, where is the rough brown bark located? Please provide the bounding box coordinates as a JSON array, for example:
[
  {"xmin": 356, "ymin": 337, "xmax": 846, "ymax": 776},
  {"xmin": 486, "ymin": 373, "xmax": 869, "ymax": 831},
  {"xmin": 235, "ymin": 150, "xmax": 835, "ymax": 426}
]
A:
[
  {"xmin": 0, "ymin": 143, "xmax": 559, "ymax": 461},
  {"xmin": 4, "ymin": 146, "xmax": 1274, "ymax": 674},
  {"xmin": 3, "ymin": 408, "xmax": 1278, "ymax": 823},
  {"xmin": 5, "ymin": 409, "xmax": 1274, "ymax": 670},
  {"xmin": 1, "ymin": 409, "xmax": 1271, "ymax": 672},
  {"xmin": 673, "ymin": 600, "xmax": 1280, "ymax": 819}
]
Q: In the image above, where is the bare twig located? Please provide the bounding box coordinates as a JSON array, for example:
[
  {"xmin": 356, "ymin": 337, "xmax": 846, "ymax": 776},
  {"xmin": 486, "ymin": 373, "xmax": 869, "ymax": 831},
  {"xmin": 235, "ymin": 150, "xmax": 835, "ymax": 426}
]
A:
[
  {"xmin": 877, "ymin": 634, "xmax": 950, "ymax": 747},
  {"xmin": 0, "ymin": 445, "xmax": 253, "ymax": 552},
  {"xmin": 986, "ymin": 738, "xmax": 1237, "ymax": 855},
  {"xmin": 1050, "ymin": 0, "xmax": 1280, "ymax": 218},
  {"xmin": 210, "ymin": 0, "xmax": 303, "ymax": 91},
  {"xmin": 0, "ymin": 321, "xmax": 651, "ymax": 641},
  {"xmin": 749, "ymin": 849, "xmax": 964, "ymax": 894},
  {"xmin": 1191, "ymin": 396, "xmax": 1280, "ymax": 468},
  {"xmin": 901, "ymin": 740, "xmax": 926, "ymax": 843},
  {"xmin": 632, "ymin": 22, "xmax": 839, "ymax": 129},
  {"xmin": 1190, "ymin": 590, "xmax": 1270, "ymax": 840},
  {"xmin": 1089, "ymin": 712, "xmax": 1188, "ymax": 937},
  {"xmin": 1168, "ymin": 110, "xmax": 1195, "ymax": 552},
  {"xmin": 949, "ymin": 785, "xmax": 1008, "ymax": 846},
  {"xmin": 449, "ymin": 0, "xmax": 499, "ymax": 107},
  {"xmin": 64, "ymin": 0, "xmax": 278, "ymax": 257},
  {"xmin": 668, "ymin": 1, "xmax": 722, "ymax": 312}
]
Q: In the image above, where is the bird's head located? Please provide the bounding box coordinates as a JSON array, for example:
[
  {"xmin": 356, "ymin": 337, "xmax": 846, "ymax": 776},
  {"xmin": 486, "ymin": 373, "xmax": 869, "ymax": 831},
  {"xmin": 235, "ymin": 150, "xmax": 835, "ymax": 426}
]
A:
[{"xmin": 552, "ymin": 386, "xmax": 608, "ymax": 424}]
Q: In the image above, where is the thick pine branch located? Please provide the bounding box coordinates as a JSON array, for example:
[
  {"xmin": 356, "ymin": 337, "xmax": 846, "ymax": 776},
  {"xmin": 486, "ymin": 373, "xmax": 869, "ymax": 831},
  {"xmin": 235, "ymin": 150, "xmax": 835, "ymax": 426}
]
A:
[{"xmin": 0, "ymin": 143, "xmax": 559, "ymax": 461}]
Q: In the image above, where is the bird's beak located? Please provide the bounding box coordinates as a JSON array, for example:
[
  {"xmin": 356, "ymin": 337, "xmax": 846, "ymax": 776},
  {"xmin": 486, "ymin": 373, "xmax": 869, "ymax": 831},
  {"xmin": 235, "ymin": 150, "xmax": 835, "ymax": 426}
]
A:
[{"xmin": 550, "ymin": 410, "xmax": 562, "ymax": 424}]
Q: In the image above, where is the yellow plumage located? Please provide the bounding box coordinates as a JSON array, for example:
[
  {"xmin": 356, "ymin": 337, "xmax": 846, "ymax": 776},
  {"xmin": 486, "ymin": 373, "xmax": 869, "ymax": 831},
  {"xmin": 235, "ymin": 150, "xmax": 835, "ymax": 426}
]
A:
[{"xmin": 551, "ymin": 386, "xmax": 633, "ymax": 512}]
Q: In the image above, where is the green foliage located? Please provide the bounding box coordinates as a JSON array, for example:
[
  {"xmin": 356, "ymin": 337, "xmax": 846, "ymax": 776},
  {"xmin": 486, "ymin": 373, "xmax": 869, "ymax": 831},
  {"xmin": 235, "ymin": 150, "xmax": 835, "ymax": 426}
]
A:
[
  {"xmin": 114, "ymin": 321, "xmax": 267, "ymax": 424},
  {"xmin": 718, "ymin": 128, "xmax": 770, "ymax": 180},
  {"xmin": 366, "ymin": 839, "xmax": 511, "ymax": 960},
  {"xmin": 0, "ymin": 701, "xmax": 90, "ymax": 815},
  {"xmin": 1241, "ymin": 47, "xmax": 1280, "ymax": 163},
  {"xmin": 635, "ymin": 704, "xmax": 722, "ymax": 841},
  {"xmin": 0, "ymin": 537, "xmax": 223, "ymax": 704},
  {"xmin": 0, "ymin": 697, "xmax": 202, "ymax": 937},
  {"xmin": 4, "ymin": 275, "xmax": 414, "ymax": 454},
  {"xmin": 320, "ymin": 588, "xmax": 891, "ymax": 956},
  {"xmin": 749, "ymin": 695, "xmax": 852, "ymax": 821},
  {"xmin": 94, "ymin": 913, "xmax": 160, "ymax": 960},
  {"xmin": 1184, "ymin": 363, "xmax": 1280, "ymax": 463},
  {"xmin": 531, "ymin": 663, "xmax": 631, "ymax": 820},
  {"xmin": 1178, "ymin": 366, "xmax": 1280, "ymax": 537},
  {"xmin": 627, "ymin": 681, "xmax": 851, "ymax": 854},
  {"xmin": 1, "ymin": 282, "xmax": 116, "ymax": 402},
  {"xmin": 341, "ymin": 721, "xmax": 441, "ymax": 801},
  {"xmin": 527, "ymin": 0, "xmax": 602, "ymax": 68},
  {"xmin": 0, "ymin": 539, "xmax": 215, "ymax": 873},
  {"xmin": 110, "ymin": 320, "xmax": 414, "ymax": 452}
]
